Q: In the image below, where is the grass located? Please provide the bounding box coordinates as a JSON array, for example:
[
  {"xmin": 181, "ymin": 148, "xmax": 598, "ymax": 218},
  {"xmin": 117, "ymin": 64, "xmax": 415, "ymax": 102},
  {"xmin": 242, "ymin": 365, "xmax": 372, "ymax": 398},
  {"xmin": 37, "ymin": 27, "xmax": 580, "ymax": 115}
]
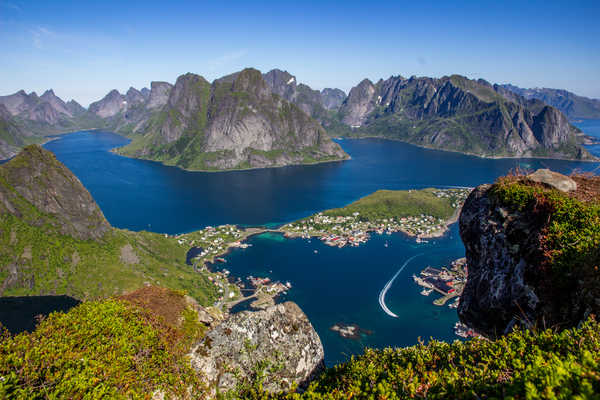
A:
[
  {"xmin": 0, "ymin": 290, "xmax": 207, "ymax": 399},
  {"xmin": 322, "ymin": 188, "xmax": 464, "ymax": 222}
]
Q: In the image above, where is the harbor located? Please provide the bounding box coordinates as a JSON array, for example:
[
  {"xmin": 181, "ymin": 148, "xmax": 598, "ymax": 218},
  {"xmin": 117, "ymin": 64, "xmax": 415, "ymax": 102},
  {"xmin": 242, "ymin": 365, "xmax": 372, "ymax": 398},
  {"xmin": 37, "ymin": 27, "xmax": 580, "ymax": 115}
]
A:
[{"xmin": 412, "ymin": 258, "xmax": 482, "ymax": 338}]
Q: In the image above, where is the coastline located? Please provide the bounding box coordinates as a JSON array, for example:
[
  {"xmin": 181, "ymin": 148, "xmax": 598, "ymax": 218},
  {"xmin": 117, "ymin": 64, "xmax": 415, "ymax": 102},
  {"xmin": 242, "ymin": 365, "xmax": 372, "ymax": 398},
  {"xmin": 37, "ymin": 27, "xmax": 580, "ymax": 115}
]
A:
[
  {"xmin": 111, "ymin": 146, "xmax": 351, "ymax": 173},
  {"xmin": 340, "ymin": 135, "xmax": 599, "ymax": 162}
]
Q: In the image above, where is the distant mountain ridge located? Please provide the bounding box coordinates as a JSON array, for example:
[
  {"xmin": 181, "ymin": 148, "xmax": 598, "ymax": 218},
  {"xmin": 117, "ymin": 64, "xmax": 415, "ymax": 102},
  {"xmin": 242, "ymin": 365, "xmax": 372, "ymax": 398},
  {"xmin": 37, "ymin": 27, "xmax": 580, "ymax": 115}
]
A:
[
  {"xmin": 500, "ymin": 84, "xmax": 600, "ymax": 120},
  {"xmin": 336, "ymin": 74, "xmax": 593, "ymax": 160},
  {"xmin": 0, "ymin": 68, "xmax": 595, "ymax": 164}
]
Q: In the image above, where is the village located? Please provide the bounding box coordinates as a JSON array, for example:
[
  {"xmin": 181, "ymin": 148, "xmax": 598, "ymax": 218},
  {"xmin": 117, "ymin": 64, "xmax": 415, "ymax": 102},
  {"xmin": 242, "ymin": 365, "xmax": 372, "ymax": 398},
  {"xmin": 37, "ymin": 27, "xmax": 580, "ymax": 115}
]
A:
[
  {"xmin": 280, "ymin": 188, "xmax": 471, "ymax": 247},
  {"xmin": 412, "ymin": 258, "xmax": 482, "ymax": 339},
  {"xmin": 165, "ymin": 224, "xmax": 292, "ymax": 312}
]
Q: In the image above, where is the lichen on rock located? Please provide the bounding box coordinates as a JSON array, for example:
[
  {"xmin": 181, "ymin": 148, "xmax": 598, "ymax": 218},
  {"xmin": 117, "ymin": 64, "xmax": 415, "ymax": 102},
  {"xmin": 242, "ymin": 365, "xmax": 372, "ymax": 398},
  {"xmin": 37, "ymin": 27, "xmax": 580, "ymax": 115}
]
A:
[{"xmin": 189, "ymin": 301, "xmax": 324, "ymax": 396}]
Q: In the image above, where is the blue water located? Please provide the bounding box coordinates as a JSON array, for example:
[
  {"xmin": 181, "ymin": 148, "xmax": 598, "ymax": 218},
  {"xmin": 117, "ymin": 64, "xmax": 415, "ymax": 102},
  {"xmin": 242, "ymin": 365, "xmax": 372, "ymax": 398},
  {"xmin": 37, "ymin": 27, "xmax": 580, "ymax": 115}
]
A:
[{"xmin": 42, "ymin": 122, "xmax": 600, "ymax": 366}]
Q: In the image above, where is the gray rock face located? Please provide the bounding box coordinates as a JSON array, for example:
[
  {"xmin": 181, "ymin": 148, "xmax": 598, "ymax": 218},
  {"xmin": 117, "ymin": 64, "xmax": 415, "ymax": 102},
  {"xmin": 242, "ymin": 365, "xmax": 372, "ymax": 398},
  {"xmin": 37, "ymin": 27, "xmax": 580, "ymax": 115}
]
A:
[
  {"xmin": 0, "ymin": 104, "xmax": 25, "ymax": 159},
  {"xmin": 320, "ymin": 88, "xmax": 346, "ymax": 111},
  {"xmin": 88, "ymin": 89, "xmax": 126, "ymax": 118},
  {"xmin": 120, "ymin": 68, "xmax": 348, "ymax": 170},
  {"xmin": 263, "ymin": 69, "xmax": 342, "ymax": 124},
  {"xmin": 338, "ymin": 74, "xmax": 592, "ymax": 160},
  {"xmin": 40, "ymin": 90, "xmax": 72, "ymax": 117},
  {"xmin": 190, "ymin": 301, "xmax": 324, "ymax": 395},
  {"xmin": 65, "ymin": 100, "xmax": 86, "ymax": 116},
  {"xmin": 458, "ymin": 184, "xmax": 542, "ymax": 337},
  {"xmin": 339, "ymin": 79, "xmax": 377, "ymax": 126},
  {"xmin": 147, "ymin": 81, "xmax": 173, "ymax": 109},
  {"xmin": 0, "ymin": 90, "xmax": 38, "ymax": 115},
  {"xmin": 0, "ymin": 145, "xmax": 110, "ymax": 240},
  {"xmin": 125, "ymin": 87, "xmax": 146, "ymax": 106},
  {"xmin": 458, "ymin": 175, "xmax": 596, "ymax": 338}
]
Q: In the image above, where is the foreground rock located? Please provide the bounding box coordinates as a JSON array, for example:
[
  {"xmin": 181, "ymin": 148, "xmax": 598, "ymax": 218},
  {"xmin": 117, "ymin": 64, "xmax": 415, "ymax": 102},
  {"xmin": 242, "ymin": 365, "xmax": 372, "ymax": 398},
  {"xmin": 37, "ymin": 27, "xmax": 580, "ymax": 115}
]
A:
[
  {"xmin": 190, "ymin": 301, "xmax": 324, "ymax": 395},
  {"xmin": 458, "ymin": 170, "xmax": 600, "ymax": 338}
]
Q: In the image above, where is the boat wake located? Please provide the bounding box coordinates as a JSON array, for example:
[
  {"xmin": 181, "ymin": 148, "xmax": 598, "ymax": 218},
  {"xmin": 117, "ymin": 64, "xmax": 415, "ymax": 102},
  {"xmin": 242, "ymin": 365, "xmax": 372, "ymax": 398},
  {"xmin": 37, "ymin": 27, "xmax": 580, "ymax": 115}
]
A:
[{"xmin": 378, "ymin": 253, "xmax": 423, "ymax": 318}]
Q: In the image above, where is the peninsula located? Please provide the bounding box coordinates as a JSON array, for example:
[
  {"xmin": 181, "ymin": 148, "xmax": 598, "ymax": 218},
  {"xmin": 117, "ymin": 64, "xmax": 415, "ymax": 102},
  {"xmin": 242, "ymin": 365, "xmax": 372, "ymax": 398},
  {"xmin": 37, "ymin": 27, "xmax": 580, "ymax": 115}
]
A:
[{"xmin": 280, "ymin": 187, "xmax": 471, "ymax": 246}]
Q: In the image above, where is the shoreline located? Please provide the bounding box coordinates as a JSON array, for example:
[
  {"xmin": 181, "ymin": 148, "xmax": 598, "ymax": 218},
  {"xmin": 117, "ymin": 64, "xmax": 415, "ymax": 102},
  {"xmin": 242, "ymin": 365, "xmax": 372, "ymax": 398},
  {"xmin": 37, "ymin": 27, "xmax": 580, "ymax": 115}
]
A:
[
  {"xmin": 340, "ymin": 135, "xmax": 599, "ymax": 162},
  {"xmin": 111, "ymin": 146, "xmax": 351, "ymax": 173}
]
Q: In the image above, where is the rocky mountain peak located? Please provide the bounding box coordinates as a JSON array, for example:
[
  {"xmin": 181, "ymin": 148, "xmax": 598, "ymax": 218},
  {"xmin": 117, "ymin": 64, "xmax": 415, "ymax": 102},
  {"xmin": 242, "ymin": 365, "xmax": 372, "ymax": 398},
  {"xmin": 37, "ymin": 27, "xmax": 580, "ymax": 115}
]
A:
[
  {"xmin": 147, "ymin": 81, "xmax": 173, "ymax": 109},
  {"xmin": 89, "ymin": 89, "xmax": 126, "ymax": 118},
  {"xmin": 125, "ymin": 87, "xmax": 145, "ymax": 106},
  {"xmin": 232, "ymin": 68, "xmax": 271, "ymax": 100},
  {"xmin": 0, "ymin": 145, "xmax": 110, "ymax": 240},
  {"xmin": 339, "ymin": 78, "xmax": 376, "ymax": 126},
  {"xmin": 320, "ymin": 88, "xmax": 346, "ymax": 110}
]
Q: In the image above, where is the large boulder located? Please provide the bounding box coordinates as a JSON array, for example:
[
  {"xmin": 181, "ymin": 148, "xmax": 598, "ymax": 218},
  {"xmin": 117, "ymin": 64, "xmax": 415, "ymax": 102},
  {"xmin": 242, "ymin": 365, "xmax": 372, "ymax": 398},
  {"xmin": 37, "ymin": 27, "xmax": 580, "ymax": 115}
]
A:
[{"xmin": 190, "ymin": 301, "xmax": 324, "ymax": 395}]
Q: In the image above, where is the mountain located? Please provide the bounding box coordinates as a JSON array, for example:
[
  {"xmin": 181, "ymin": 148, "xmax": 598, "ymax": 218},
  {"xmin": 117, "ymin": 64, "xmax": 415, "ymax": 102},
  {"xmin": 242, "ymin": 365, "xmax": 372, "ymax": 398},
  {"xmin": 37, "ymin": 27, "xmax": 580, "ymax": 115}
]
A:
[
  {"xmin": 0, "ymin": 104, "xmax": 30, "ymax": 159},
  {"xmin": 262, "ymin": 69, "xmax": 351, "ymax": 136},
  {"xmin": 500, "ymin": 84, "xmax": 600, "ymax": 120},
  {"xmin": 88, "ymin": 89, "xmax": 127, "ymax": 118},
  {"xmin": 0, "ymin": 145, "xmax": 218, "ymax": 302},
  {"xmin": 0, "ymin": 89, "xmax": 96, "ymax": 142},
  {"xmin": 117, "ymin": 68, "xmax": 348, "ymax": 170},
  {"xmin": 320, "ymin": 88, "xmax": 346, "ymax": 111},
  {"xmin": 337, "ymin": 74, "xmax": 593, "ymax": 160}
]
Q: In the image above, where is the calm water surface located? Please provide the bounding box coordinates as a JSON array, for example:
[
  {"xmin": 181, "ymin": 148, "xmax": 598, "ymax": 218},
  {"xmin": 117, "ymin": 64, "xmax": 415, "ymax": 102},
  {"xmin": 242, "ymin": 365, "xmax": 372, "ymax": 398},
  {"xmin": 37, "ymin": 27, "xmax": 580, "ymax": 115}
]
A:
[{"xmin": 43, "ymin": 121, "xmax": 600, "ymax": 366}]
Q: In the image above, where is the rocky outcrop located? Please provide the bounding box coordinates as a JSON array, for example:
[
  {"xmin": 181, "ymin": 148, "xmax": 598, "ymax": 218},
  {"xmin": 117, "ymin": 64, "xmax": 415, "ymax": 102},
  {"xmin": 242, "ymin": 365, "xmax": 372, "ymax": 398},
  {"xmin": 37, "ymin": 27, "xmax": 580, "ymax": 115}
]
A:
[
  {"xmin": 118, "ymin": 68, "xmax": 348, "ymax": 170},
  {"xmin": 338, "ymin": 74, "xmax": 593, "ymax": 160},
  {"xmin": 263, "ymin": 69, "xmax": 345, "ymax": 123},
  {"xmin": 0, "ymin": 104, "xmax": 28, "ymax": 159},
  {"xmin": 190, "ymin": 301, "xmax": 324, "ymax": 395},
  {"xmin": 0, "ymin": 145, "xmax": 110, "ymax": 240},
  {"xmin": 458, "ymin": 171, "xmax": 598, "ymax": 338},
  {"xmin": 147, "ymin": 81, "xmax": 173, "ymax": 109},
  {"xmin": 89, "ymin": 89, "xmax": 126, "ymax": 118},
  {"xmin": 339, "ymin": 79, "xmax": 378, "ymax": 126},
  {"xmin": 320, "ymin": 88, "xmax": 346, "ymax": 111}
]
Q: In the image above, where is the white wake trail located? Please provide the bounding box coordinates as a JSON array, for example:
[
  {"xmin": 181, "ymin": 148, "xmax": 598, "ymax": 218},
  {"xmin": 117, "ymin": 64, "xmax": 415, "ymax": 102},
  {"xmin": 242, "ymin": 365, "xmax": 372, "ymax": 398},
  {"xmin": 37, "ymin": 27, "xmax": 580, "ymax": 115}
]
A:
[{"xmin": 378, "ymin": 253, "xmax": 423, "ymax": 318}]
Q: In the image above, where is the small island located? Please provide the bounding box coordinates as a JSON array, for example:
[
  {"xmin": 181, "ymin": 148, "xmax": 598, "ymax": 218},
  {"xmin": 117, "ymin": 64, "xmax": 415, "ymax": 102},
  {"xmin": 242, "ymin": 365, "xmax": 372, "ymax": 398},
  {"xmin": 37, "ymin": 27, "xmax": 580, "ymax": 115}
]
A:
[{"xmin": 280, "ymin": 188, "xmax": 471, "ymax": 247}]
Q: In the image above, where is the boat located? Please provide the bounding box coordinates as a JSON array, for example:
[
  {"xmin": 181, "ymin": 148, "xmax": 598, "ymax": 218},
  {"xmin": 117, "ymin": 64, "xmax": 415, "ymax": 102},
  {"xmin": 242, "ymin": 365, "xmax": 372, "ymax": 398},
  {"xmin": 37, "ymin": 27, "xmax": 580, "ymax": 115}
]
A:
[
  {"xmin": 420, "ymin": 288, "xmax": 433, "ymax": 296},
  {"xmin": 384, "ymin": 242, "xmax": 388, "ymax": 247},
  {"xmin": 216, "ymin": 257, "xmax": 226, "ymax": 263},
  {"xmin": 314, "ymin": 250, "xmax": 318, "ymax": 253}
]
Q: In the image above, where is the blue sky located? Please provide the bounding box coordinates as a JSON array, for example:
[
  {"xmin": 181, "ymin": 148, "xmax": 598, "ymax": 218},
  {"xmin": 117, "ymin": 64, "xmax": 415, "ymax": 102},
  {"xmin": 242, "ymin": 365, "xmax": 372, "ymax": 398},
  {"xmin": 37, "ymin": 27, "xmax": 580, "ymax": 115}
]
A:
[{"xmin": 1, "ymin": 0, "xmax": 599, "ymax": 106}]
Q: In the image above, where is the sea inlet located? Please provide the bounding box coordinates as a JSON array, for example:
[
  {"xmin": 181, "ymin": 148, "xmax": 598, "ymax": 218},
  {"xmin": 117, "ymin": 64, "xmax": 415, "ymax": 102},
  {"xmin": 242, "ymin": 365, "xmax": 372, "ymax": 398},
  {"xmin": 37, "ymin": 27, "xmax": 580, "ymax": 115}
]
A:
[{"xmin": 44, "ymin": 121, "xmax": 600, "ymax": 366}]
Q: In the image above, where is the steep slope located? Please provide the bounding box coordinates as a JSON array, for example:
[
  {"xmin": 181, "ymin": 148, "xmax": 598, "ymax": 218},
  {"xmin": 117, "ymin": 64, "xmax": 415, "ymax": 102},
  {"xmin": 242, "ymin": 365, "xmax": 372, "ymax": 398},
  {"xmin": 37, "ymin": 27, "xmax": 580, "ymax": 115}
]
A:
[
  {"xmin": 0, "ymin": 145, "xmax": 218, "ymax": 302},
  {"xmin": 501, "ymin": 84, "xmax": 600, "ymax": 120},
  {"xmin": 320, "ymin": 88, "xmax": 346, "ymax": 111},
  {"xmin": 0, "ymin": 105, "xmax": 30, "ymax": 159},
  {"xmin": 88, "ymin": 89, "xmax": 126, "ymax": 118},
  {"xmin": 338, "ymin": 74, "xmax": 593, "ymax": 160},
  {"xmin": 0, "ymin": 89, "xmax": 96, "ymax": 138},
  {"xmin": 263, "ymin": 69, "xmax": 351, "ymax": 134},
  {"xmin": 459, "ymin": 170, "xmax": 600, "ymax": 337},
  {"xmin": 117, "ymin": 68, "xmax": 348, "ymax": 170}
]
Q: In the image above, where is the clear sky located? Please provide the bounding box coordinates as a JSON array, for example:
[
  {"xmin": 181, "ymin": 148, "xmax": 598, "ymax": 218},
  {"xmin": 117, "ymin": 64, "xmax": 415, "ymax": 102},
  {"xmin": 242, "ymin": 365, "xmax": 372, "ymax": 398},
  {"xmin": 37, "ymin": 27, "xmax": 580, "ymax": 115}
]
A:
[{"xmin": 1, "ymin": 0, "xmax": 599, "ymax": 106}]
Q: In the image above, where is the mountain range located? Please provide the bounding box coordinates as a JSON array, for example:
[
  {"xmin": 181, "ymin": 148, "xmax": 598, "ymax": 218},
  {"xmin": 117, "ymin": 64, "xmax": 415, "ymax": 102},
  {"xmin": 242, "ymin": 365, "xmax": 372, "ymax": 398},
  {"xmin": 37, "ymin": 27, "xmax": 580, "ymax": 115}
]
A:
[
  {"xmin": 500, "ymin": 84, "xmax": 600, "ymax": 120},
  {"xmin": 0, "ymin": 68, "xmax": 596, "ymax": 167}
]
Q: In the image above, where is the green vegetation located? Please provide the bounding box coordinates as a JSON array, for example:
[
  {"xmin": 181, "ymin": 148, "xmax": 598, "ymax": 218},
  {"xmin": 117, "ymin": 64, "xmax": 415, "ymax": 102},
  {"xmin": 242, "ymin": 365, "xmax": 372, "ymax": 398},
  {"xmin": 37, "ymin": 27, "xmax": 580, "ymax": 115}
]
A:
[
  {"xmin": 489, "ymin": 176, "xmax": 600, "ymax": 300},
  {"xmin": 269, "ymin": 317, "xmax": 600, "ymax": 399},
  {"xmin": 0, "ymin": 212, "xmax": 219, "ymax": 305},
  {"xmin": 0, "ymin": 291, "xmax": 207, "ymax": 399},
  {"xmin": 4, "ymin": 300, "xmax": 598, "ymax": 399},
  {"xmin": 324, "ymin": 188, "xmax": 468, "ymax": 221}
]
